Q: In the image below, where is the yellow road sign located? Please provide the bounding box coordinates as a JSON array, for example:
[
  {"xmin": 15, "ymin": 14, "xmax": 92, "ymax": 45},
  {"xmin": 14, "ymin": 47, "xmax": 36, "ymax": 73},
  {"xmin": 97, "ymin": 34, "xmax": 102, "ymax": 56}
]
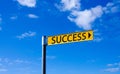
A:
[{"xmin": 47, "ymin": 30, "xmax": 93, "ymax": 45}]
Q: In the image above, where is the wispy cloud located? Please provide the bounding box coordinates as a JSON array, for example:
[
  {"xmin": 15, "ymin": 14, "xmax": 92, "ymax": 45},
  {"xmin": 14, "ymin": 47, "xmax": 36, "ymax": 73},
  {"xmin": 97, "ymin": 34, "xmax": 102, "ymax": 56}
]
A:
[
  {"xmin": 28, "ymin": 14, "xmax": 39, "ymax": 18},
  {"xmin": 0, "ymin": 63, "xmax": 2, "ymax": 66},
  {"xmin": 10, "ymin": 16, "xmax": 18, "ymax": 20},
  {"xmin": 57, "ymin": 0, "xmax": 103, "ymax": 30},
  {"xmin": 107, "ymin": 64, "xmax": 114, "ymax": 67},
  {"xmin": 0, "ymin": 17, "xmax": 2, "ymax": 23},
  {"xmin": 17, "ymin": 0, "xmax": 36, "ymax": 7},
  {"xmin": 14, "ymin": 59, "xmax": 24, "ymax": 63},
  {"xmin": 0, "ymin": 68, "xmax": 8, "ymax": 72},
  {"xmin": 16, "ymin": 31, "xmax": 36, "ymax": 39},
  {"xmin": 68, "ymin": 6, "xmax": 103, "ymax": 30},
  {"xmin": 0, "ymin": 58, "xmax": 2, "ymax": 62},
  {"xmin": 0, "ymin": 58, "xmax": 33, "ymax": 66},
  {"xmin": 0, "ymin": 17, "xmax": 2, "ymax": 31},
  {"xmin": 58, "ymin": 0, "xmax": 80, "ymax": 11},
  {"xmin": 118, "ymin": 56, "xmax": 120, "ymax": 58},
  {"xmin": 94, "ymin": 37, "xmax": 103, "ymax": 42},
  {"xmin": 104, "ymin": 67, "xmax": 120, "ymax": 72},
  {"xmin": 87, "ymin": 59, "xmax": 96, "ymax": 63},
  {"xmin": 103, "ymin": 61, "xmax": 120, "ymax": 72},
  {"xmin": 57, "ymin": 0, "xmax": 120, "ymax": 30},
  {"xmin": 47, "ymin": 56, "xmax": 56, "ymax": 60},
  {"xmin": 104, "ymin": 1, "xmax": 120, "ymax": 13},
  {"xmin": 0, "ymin": 58, "xmax": 9, "ymax": 63},
  {"xmin": 107, "ymin": 62, "xmax": 120, "ymax": 67},
  {"xmin": 38, "ymin": 56, "xmax": 56, "ymax": 60},
  {"xmin": 0, "ymin": 27, "xmax": 2, "ymax": 31},
  {"xmin": 14, "ymin": 59, "xmax": 31, "ymax": 64},
  {"xmin": 0, "ymin": 57, "xmax": 40, "ymax": 74},
  {"xmin": 92, "ymin": 29, "xmax": 103, "ymax": 42}
]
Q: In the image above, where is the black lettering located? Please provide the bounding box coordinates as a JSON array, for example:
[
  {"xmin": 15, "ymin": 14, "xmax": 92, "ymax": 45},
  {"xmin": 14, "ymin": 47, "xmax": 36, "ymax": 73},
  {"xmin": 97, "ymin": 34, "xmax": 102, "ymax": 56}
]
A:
[
  {"xmin": 51, "ymin": 36, "xmax": 56, "ymax": 44},
  {"xmin": 82, "ymin": 33, "xmax": 86, "ymax": 40},
  {"xmin": 77, "ymin": 33, "xmax": 81, "ymax": 41},
  {"xmin": 56, "ymin": 36, "xmax": 61, "ymax": 43},
  {"xmin": 67, "ymin": 34, "xmax": 72, "ymax": 42},
  {"xmin": 73, "ymin": 33, "xmax": 77, "ymax": 41},
  {"xmin": 62, "ymin": 35, "xmax": 67, "ymax": 42}
]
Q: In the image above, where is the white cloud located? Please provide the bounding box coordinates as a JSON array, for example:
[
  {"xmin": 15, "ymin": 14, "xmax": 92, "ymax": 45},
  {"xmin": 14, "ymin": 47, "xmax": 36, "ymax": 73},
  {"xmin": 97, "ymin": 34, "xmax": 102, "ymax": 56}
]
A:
[
  {"xmin": 38, "ymin": 56, "xmax": 56, "ymax": 60},
  {"xmin": 0, "ymin": 68, "xmax": 8, "ymax": 72},
  {"xmin": 0, "ymin": 17, "xmax": 2, "ymax": 31},
  {"xmin": 0, "ymin": 63, "xmax": 2, "ymax": 66},
  {"xmin": 4, "ymin": 58, "xmax": 9, "ymax": 63},
  {"xmin": 107, "ymin": 64, "xmax": 114, "ymax": 67},
  {"xmin": 104, "ymin": 2, "xmax": 120, "ymax": 13},
  {"xmin": 16, "ymin": 31, "xmax": 36, "ymax": 39},
  {"xmin": 14, "ymin": 59, "xmax": 30, "ymax": 64},
  {"xmin": 0, "ymin": 58, "xmax": 33, "ymax": 69},
  {"xmin": 87, "ymin": 59, "xmax": 96, "ymax": 63},
  {"xmin": 103, "ymin": 0, "xmax": 120, "ymax": 13},
  {"xmin": 91, "ymin": 29, "xmax": 102, "ymax": 42},
  {"xmin": 103, "ymin": 61, "xmax": 120, "ymax": 72},
  {"xmin": 14, "ymin": 59, "xmax": 24, "ymax": 63},
  {"xmin": 57, "ymin": 0, "xmax": 120, "ymax": 30},
  {"xmin": 0, "ymin": 58, "xmax": 10, "ymax": 63},
  {"xmin": 59, "ymin": 0, "xmax": 80, "ymax": 11},
  {"xmin": 104, "ymin": 68, "xmax": 120, "ymax": 72},
  {"xmin": 57, "ymin": 0, "xmax": 103, "ymax": 30},
  {"xmin": 17, "ymin": 0, "xmax": 36, "ymax": 7},
  {"xmin": 10, "ymin": 16, "xmax": 17, "ymax": 20},
  {"xmin": 28, "ymin": 14, "xmax": 39, "ymax": 18},
  {"xmin": 0, "ymin": 58, "xmax": 9, "ymax": 63},
  {"xmin": 68, "ymin": 6, "xmax": 103, "ymax": 30},
  {"xmin": 0, "ymin": 27, "xmax": 2, "ymax": 31},
  {"xmin": 94, "ymin": 37, "xmax": 103, "ymax": 42},
  {"xmin": 47, "ymin": 56, "xmax": 56, "ymax": 60},
  {"xmin": 0, "ymin": 17, "xmax": 2, "ymax": 22},
  {"xmin": 107, "ymin": 62, "xmax": 120, "ymax": 67},
  {"xmin": 0, "ymin": 58, "xmax": 2, "ymax": 62}
]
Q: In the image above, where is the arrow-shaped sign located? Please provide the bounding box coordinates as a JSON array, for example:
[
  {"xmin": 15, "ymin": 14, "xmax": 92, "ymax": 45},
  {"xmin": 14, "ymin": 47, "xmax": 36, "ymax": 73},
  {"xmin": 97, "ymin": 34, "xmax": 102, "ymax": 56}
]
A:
[
  {"xmin": 88, "ymin": 32, "xmax": 91, "ymax": 38},
  {"xmin": 47, "ymin": 30, "xmax": 93, "ymax": 45}
]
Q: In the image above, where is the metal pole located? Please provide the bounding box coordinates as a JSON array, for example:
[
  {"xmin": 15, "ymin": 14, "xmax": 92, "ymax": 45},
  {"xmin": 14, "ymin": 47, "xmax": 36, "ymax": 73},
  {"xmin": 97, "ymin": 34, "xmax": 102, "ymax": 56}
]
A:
[{"xmin": 42, "ymin": 36, "xmax": 47, "ymax": 74}]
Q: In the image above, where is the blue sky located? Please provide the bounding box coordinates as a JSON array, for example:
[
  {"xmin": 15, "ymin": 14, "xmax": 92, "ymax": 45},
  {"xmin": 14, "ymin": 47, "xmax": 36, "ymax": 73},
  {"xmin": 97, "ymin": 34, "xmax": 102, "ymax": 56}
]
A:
[{"xmin": 0, "ymin": 0, "xmax": 120, "ymax": 74}]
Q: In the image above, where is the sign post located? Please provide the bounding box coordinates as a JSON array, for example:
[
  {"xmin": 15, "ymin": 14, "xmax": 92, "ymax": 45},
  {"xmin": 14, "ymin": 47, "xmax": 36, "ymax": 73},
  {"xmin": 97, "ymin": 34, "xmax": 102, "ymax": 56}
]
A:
[
  {"xmin": 41, "ymin": 30, "xmax": 93, "ymax": 74},
  {"xmin": 42, "ymin": 36, "xmax": 47, "ymax": 74}
]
